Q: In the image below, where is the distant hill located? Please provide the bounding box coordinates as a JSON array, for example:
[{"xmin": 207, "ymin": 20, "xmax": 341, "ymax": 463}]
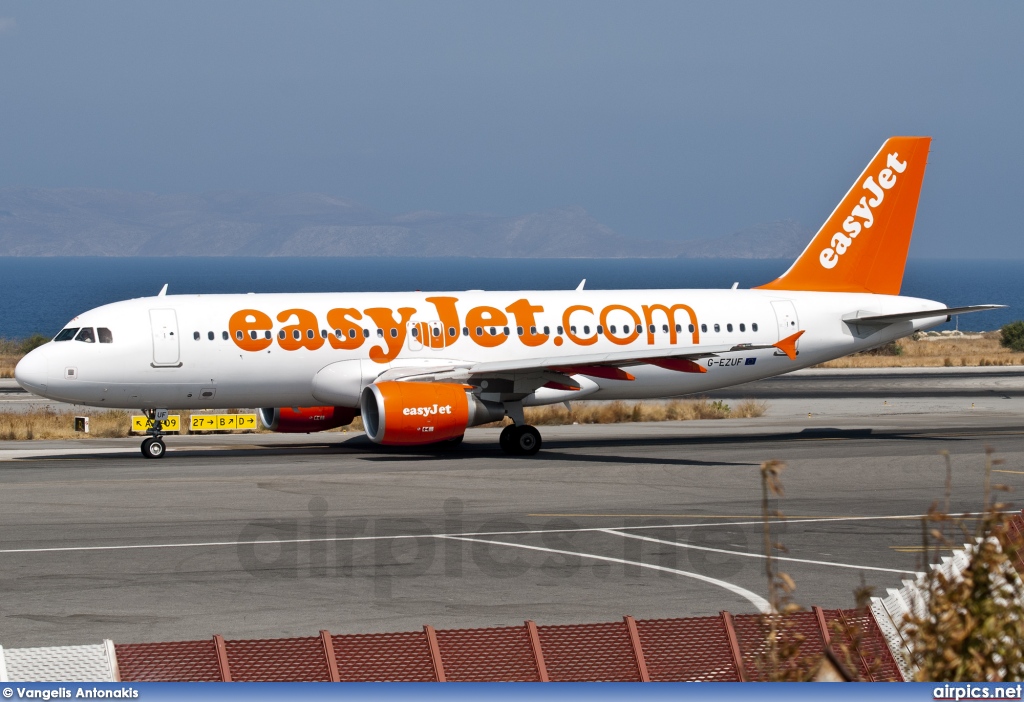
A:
[
  {"xmin": 0, "ymin": 188, "xmax": 810, "ymax": 258},
  {"xmin": 677, "ymin": 219, "xmax": 812, "ymax": 259}
]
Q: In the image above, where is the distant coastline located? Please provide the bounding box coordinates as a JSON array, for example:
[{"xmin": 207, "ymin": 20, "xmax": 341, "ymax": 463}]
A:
[{"xmin": 0, "ymin": 187, "xmax": 812, "ymax": 259}]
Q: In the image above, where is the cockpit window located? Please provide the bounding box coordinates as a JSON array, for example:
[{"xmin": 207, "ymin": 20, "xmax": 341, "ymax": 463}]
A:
[
  {"xmin": 75, "ymin": 327, "xmax": 95, "ymax": 343},
  {"xmin": 54, "ymin": 328, "xmax": 79, "ymax": 342},
  {"xmin": 98, "ymin": 327, "xmax": 113, "ymax": 343}
]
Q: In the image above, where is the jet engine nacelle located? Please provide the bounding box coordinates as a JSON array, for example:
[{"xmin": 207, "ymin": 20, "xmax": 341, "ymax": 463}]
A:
[
  {"xmin": 258, "ymin": 405, "xmax": 357, "ymax": 433},
  {"xmin": 360, "ymin": 381, "xmax": 503, "ymax": 445}
]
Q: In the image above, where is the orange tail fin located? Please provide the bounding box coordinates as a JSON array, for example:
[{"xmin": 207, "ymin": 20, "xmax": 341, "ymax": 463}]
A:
[{"xmin": 757, "ymin": 136, "xmax": 931, "ymax": 295}]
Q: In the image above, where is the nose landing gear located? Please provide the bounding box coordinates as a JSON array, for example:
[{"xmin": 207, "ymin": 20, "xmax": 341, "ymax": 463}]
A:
[
  {"xmin": 499, "ymin": 423, "xmax": 542, "ymax": 456},
  {"xmin": 140, "ymin": 409, "xmax": 169, "ymax": 459},
  {"xmin": 141, "ymin": 436, "xmax": 166, "ymax": 459}
]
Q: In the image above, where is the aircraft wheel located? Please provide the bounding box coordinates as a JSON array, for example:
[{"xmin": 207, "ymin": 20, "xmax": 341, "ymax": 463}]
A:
[
  {"xmin": 141, "ymin": 437, "xmax": 166, "ymax": 459},
  {"xmin": 499, "ymin": 424, "xmax": 517, "ymax": 454},
  {"xmin": 511, "ymin": 425, "xmax": 542, "ymax": 456}
]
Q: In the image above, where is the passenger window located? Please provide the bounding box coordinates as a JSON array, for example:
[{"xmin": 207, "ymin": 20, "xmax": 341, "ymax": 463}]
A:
[
  {"xmin": 489, "ymin": 327, "xmax": 497, "ymax": 336},
  {"xmin": 75, "ymin": 328, "xmax": 95, "ymax": 343},
  {"xmin": 462, "ymin": 327, "xmax": 470, "ymax": 336},
  {"xmin": 207, "ymin": 331, "xmax": 214, "ymax": 341},
  {"xmin": 236, "ymin": 330, "xmax": 244, "ymax": 340},
  {"xmin": 752, "ymin": 323, "xmax": 759, "ymax": 332},
  {"xmin": 740, "ymin": 323, "xmax": 746, "ymax": 332},
  {"xmin": 448, "ymin": 327, "xmax": 456, "ymax": 337},
  {"xmin": 675, "ymin": 324, "xmax": 681, "ymax": 333},
  {"xmin": 376, "ymin": 329, "xmax": 384, "ymax": 338},
  {"xmin": 363, "ymin": 329, "xmax": 370, "ymax": 338},
  {"xmin": 411, "ymin": 327, "xmax": 419, "ymax": 338},
  {"xmin": 432, "ymin": 327, "xmax": 441, "ymax": 338},
  {"xmin": 583, "ymin": 326, "xmax": 590, "ymax": 335},
  {"xmin": 222, "ymin": 331, "xmax": 229, "ymax": 340},
  {"xmin": 54, "ymin": 328, "xmax": 79, "ymax": 342},
  {"xmin": 292, "ymin": 330, "xmax": 300, "ymax": 340},
  {"xmin": 279, "ymin": 330, "xmax": 286, "ymax": 339},
  {"xmin": 636, "ymin": 325, "xmax": 643, "ymax": 334},
  {"xmin": 334, "ymin": 329, "xmax": 342, "ymax": 338},
  {"xmin": 727, "ymin": 324, "xmax": 733, "ymax": 332},
  {"xmin": 701, "ymin": 324, "xmax": 707, "ymax": 333},
  {"xmin": 597, "ymin": 325, "xmax": 603, "ymax": 334},
  {"xmin": 250, "ymin": 330, "xmax": 258, "ymax": 340},
  {"xmin": 390, "ymin": 328, "xmax": 397, "ymax": 338},
  {"xmin": 97, "ymin": 327, "xmax": 113, "ymax": 343},
  {"xmin": 557, "ymin": 326, "xmax": 564, "ymax": 335},
  {"xmin": 543, "ymin": 326, "xmax": 550, "ymax": 335},
  {"xmin": 349, "ymin": 329, "xmax": 356, "ymax": 339},
  {"xmin": 503, "ymin": 327, "xmax": 510, "ymax": 336},
  {"xmin": 662, "ymin": 324, "xmax": 669, "ymax": 333},
  {"xmin": 714, "ymin": 324, "xmax": 720, "ymax": 332},
  {"xmin": 321, "ymin": 329, "xmax": 328, "ymax": 338},
  {"xmin": 688, "ymin": 324, "xmax": 695, "ymax": 333},
  {"xmin": 610, "ymin": 325, "xmax": 617, "ymax": 334},
  {"xmin": 570, "ymin": 326, "xmax": 577, "ymax": 334},
  {"xmin": 648, "ymin": 325, "xmax": 656, "ymax": 334},
  {"xmin": 476, "ymin": 327, "xmax": 483, "ymax": 336},
  {"xmin": 517, "ymin": 326, "xmax": 524, "ymax": 336},
  {"xmin": 307, "ymin": 330, "xmax": 315, "ymax": 339},
  {"xmin": 193, "ymin": 331, "xmax": 200, "ymax": 341},
  {"xmin": 530, "ymin": 326, "xmax": 536, "ymax": 335}
]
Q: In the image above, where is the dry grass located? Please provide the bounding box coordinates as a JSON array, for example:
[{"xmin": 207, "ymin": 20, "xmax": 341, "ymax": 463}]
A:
[
  {"xmin": 0, "ymin": 355, "xmax": 16, "ymax": 379},
  {"xmin": 816, "ymin": 332, "xmax": 1024, "ymax": 368},
  {"xmin": 0, "ymin": 398, "xmax": 765, "ymax": 441},
  {"xmin": 488, "ymin": 398, "xmax": 766, "ymax": 427},
  {"xmin": 0, "ymin": 409, "xmax": 131, "ymax": 440}
]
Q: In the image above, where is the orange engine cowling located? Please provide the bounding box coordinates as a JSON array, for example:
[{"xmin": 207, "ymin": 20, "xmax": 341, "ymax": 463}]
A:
[
  {"xmin": 258, "ymin": 406, "xmax": 357, "ymax": 433},
  {"xmin": 361, "ymin": 381, "xmax": 495, "ymax": 445}
]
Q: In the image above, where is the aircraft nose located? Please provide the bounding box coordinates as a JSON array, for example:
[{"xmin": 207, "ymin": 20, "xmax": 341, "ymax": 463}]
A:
[{"xmin": 14, "ymin": 348, "xmax": 49, "ymax": 394}]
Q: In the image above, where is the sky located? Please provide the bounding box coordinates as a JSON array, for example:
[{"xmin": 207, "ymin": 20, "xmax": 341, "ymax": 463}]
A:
[{"xmin": 0, "ymin": 1, "xmax": 1021, "ymax": 257}]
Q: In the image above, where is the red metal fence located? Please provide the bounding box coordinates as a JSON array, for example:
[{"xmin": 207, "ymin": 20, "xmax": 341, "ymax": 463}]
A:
[{"xmin": 114, "ymin": 608, "xmax": 903, "ymax": 682}]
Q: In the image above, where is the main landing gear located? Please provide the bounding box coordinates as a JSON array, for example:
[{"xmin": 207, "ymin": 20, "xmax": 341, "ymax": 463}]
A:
[
  {"xmin": 140, "ymin": 409, "xmax": 169, "ymax": 459},
  {"xmin": 499, "ymin": 424, "xmax": 542, "ymax": 456}
]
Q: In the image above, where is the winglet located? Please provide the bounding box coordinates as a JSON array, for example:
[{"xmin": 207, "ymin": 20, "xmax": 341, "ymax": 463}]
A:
[
  {"xmin": 158, "ymin": 284, "xmax": 168, "ymax": 297},
  {"xmin": 773, "ymin": 330, "xmax": 805, "ymax": 360}
]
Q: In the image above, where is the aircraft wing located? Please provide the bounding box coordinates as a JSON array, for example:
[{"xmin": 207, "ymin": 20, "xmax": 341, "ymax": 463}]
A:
[
  {"xmin": 468, "ymin": 343, "xmax": 757, "ymax": 373},
  {"xmin": 378, "ymin": 331, "xmax": 805, "ymax": 386},
  {"xmin": 845, "ymin": 305, "xmax": 1005, "ymax": 325}
]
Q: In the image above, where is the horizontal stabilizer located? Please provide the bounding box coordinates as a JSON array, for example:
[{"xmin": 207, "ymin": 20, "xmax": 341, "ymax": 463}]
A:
[{"xmin": 846, "ymin": 305, "xmax": 1005, "ymax": 325}]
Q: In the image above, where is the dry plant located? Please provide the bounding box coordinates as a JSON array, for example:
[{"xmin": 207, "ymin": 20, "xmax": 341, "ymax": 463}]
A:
[
  {"xmin": 816, "ymin": 332, "xmax": 1024, "ymax": 369},
  {"xmin": 901, "ymin": 448, "xmax": 1024, "ymax": 682},
  {"xmin": 489, "ymin": 398, "xmax": 765, "ymax": 428},
  {"xmin": 0, "ymin": 397, "xmax": 765, "ymax": 441},
  {"xmin": 754, "ymin": 459, "xmax": 818, "ymax": 681},
  {"xmin": 0, "ymin": 409, "xmax": 131, "ymax": 440}
]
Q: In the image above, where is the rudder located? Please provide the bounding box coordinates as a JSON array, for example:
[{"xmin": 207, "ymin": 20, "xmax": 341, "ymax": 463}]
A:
[{"xmin": 757, "ymin": 136, "xmax": 931, "ymax": 295}]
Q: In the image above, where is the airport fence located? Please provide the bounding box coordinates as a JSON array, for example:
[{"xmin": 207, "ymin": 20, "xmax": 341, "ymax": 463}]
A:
[{"xmin": 1, "ymin": 610, "xmax": 902, "ymax": 682}]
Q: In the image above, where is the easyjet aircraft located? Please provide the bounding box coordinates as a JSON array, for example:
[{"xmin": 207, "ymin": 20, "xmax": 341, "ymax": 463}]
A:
[{"xmin": 15, "ymin": 137, "xmax": 1001, "ymax": 458}]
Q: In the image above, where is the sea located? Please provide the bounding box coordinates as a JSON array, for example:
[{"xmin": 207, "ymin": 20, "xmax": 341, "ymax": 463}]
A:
[{"xmin": 0, "ymin": 257, "xmax": 1018, "ymax": 340}]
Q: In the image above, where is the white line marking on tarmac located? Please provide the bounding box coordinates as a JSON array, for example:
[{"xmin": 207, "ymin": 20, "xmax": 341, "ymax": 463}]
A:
[
  {"xmin": 438, "ymin": 534, "xmax": 771, "ymax": 613},
  {"xmin": 0, "ymin": 513, "xmax": 959, "ymax": 556},
  {"xmin": 601, "ymin": 529, "xmax": 915, "ymax": 575}
]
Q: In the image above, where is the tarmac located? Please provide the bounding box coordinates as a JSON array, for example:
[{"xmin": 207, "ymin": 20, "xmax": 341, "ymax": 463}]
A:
[{"xmin": 1, "ymin": 368, "xmax": 1023, "ymax": 647}]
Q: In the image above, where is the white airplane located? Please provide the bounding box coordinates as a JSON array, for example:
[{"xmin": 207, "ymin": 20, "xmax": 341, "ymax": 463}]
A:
[{"xmin": 15, "ymin": 136, "xmax": 1002, "ymax": 459}]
